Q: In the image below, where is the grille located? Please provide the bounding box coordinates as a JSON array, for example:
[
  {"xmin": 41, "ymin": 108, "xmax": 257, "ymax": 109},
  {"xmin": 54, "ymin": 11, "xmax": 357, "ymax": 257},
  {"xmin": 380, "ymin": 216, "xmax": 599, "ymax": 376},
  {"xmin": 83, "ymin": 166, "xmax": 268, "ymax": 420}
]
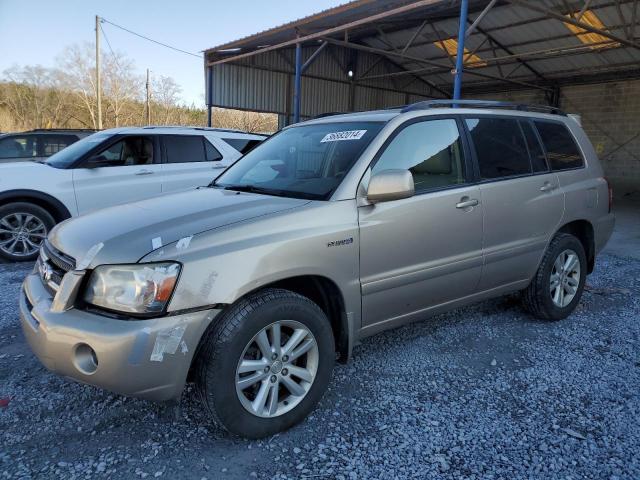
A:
[
  {"xmin": 42, "ymin": 240, "xmax": 75, "ymax": 272},
  {"xmin": 38, "ymin": 240, "xmax": 76, "ymax": 294}
]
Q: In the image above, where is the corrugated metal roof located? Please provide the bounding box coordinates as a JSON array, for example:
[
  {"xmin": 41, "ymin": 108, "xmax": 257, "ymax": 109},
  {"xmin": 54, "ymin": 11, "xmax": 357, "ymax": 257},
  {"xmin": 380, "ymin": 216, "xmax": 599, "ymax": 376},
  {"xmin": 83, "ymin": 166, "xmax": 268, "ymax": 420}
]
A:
[{"xmin": 206, "ymin": 0, "xmax": 640, "ymax": 117}]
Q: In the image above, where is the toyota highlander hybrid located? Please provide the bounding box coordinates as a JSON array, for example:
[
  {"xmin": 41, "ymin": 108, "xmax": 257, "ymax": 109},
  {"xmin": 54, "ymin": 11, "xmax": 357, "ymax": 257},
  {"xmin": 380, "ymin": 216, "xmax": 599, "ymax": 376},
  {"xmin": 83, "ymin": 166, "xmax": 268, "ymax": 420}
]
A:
[{"xmin": 20, "ymin": 100, "xmax": 614, "ymax": 438}]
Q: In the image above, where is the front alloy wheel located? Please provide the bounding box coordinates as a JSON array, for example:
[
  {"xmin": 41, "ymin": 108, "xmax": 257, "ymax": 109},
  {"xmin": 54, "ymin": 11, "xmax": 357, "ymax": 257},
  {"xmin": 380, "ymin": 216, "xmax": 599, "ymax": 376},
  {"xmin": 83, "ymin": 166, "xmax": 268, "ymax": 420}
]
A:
[
  {"xmin": 235, "ymin": 320, "xmax": 319, "ymax": 418},
  {"xmin": 0, "ymin": 213, "xmax": 47, "ymax": 258},
  {"xmin": 196, "ymin": 288, "xmax": 334, "ymax": 438},
  {"xmin": 0, "ymin": 202, "xmax": 55, "ymax": 262}
]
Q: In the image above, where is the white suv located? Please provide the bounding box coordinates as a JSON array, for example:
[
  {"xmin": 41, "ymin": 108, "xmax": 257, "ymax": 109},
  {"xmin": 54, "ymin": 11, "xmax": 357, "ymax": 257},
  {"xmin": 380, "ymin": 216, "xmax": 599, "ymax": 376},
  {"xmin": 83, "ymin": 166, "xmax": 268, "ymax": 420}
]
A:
[{"xmin": 0, "ymin": 126, "xmax": 265, "ymax": 261}]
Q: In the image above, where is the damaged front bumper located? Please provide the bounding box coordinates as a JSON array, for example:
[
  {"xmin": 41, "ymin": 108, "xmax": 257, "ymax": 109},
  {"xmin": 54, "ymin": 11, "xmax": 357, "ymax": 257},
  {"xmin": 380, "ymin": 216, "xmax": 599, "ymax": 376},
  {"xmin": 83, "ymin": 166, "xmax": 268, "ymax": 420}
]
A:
[{"xmin": 20, "ymin": 272, "xmax": 220, "ymax": 402}]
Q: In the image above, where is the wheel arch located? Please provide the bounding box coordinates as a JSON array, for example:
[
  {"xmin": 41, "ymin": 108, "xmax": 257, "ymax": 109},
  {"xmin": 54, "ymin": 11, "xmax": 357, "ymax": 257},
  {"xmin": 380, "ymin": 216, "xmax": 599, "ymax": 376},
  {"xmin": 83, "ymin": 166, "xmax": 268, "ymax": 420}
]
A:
[
  {"xmin": 0, "ymin": 189, "xmax": 72, "ymax": 223},
  {"xmin": 187, "ymin": 274, "xmax": 352, "ymax": 384},
  {"xmin": 557, "ymin": 219, "xmax": 595, "ymax": 273}
]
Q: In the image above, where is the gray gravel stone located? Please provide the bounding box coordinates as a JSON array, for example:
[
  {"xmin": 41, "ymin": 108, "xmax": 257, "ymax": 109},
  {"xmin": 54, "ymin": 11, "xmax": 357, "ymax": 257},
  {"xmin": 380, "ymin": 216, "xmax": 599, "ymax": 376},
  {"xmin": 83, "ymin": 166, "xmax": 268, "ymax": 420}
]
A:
[{"xmin": 1, "ymin": 254, "xmax": 639, "ymax": 479}]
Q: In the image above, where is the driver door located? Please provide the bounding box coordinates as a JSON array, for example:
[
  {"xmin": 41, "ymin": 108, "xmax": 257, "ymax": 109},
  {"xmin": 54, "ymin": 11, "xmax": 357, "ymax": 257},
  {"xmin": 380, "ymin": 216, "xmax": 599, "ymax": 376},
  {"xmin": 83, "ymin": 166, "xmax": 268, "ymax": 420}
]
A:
[
  {"xmin": 72, "ymin": 135, "xmax": 162, "ymax": 214},
  {"xmin": 358, "ymin": 118, "xmax": 484, "ymax": 329}
]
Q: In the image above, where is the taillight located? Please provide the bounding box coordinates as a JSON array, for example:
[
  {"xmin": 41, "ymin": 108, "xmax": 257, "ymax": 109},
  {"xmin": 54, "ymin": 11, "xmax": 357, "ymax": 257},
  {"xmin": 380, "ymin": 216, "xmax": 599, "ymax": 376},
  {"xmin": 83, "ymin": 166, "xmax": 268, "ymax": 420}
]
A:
[{"xmin": 604, "ymin": 177, "xmax": 613, "ymax": 213}]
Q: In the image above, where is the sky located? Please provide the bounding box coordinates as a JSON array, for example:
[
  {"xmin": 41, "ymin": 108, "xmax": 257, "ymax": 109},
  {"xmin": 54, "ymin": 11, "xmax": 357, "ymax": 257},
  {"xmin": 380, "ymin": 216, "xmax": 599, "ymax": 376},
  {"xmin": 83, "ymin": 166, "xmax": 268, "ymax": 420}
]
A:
[{"xmin": 0, "ymin": 0, "xmax": 347, "ymax": 106}]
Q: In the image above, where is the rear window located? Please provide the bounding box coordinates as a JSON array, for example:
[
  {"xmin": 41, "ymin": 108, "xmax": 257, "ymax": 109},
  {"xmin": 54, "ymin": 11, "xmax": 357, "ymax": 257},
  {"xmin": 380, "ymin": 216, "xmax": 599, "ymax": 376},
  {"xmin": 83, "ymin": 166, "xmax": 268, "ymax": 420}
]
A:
[
  {"xmin": 222, "ymin": 138, "xmax": 263, "ymax": 154},
  {"xmin": 466, "ymin": 118, "xmax": 532, "ymax": 179},
  {"xmin": 164, "ymin": 135, "xmax": 207, "ymax": 163},
  {"xmin": 534, "ymin": 121, "xmax": 584, "ymax": 171},
  {"xmin": 40, "ymin": 135, "xmax": 78, "ymax": 156}
]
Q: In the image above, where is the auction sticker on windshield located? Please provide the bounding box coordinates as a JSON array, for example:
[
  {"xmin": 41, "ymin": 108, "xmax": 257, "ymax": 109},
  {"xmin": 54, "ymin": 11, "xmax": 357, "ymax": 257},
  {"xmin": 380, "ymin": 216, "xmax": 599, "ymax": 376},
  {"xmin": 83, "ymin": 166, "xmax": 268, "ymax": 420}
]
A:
[{"xmin": 320, "ymin": 130, "xmax": 367, "ymax": 143}]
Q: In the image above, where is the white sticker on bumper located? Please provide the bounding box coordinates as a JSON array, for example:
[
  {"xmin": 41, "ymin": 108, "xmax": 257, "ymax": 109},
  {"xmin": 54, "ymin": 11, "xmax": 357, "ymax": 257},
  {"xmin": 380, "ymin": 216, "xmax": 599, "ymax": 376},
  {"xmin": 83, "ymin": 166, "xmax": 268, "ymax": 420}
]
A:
[{"xmin": 150, "ymin": 324, "xmax": 187, "ymax": 362}]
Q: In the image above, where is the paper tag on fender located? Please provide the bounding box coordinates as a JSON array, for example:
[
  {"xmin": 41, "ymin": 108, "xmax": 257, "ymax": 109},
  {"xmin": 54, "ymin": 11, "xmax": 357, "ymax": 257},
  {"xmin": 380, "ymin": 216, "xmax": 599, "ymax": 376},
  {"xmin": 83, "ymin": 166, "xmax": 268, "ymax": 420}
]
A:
[{"xmin": 320, "ymin": 130, "xmax": 367, "ymax": 143}]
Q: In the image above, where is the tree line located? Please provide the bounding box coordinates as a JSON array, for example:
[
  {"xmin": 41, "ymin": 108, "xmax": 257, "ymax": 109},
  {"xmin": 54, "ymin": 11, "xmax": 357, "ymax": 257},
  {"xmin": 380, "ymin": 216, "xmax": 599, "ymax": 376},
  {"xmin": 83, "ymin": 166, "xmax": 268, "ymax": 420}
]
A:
[{"xmin": 0, "ymin": 42, "xmax": 277, "ymax": 133}]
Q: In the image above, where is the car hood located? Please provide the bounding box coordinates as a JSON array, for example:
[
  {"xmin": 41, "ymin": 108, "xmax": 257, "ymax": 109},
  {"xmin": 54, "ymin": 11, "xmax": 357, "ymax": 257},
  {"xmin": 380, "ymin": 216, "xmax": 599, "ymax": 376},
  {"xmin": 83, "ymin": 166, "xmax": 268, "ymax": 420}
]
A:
[{"xmin": 48, "ymin": 188, "xmax": 310, "ymax": 268}]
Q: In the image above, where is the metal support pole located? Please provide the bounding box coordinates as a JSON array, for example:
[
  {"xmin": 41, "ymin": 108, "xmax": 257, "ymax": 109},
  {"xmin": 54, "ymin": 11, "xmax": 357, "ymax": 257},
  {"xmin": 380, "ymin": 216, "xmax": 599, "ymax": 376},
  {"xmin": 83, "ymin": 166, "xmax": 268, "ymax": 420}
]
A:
[
  {"xmin": 293, "ymin": 42, "xmax": 302, "ymax": 123},
  {"xmin": 95, "ymin": 15, "xmax": 102, "ymax": 130},
  {"xmin": 453, "ymin": 0, "xmax": 469, "ymax": 102},
  {"xmin": 145, "ymin": 69, "xmax": 151, "ymax": 126},
  {"xmin": 466, "ymin": 0, "xmax": 497, "ymax": 38},
  {"xmin": 206, "ymin": 66, "xmax": 213, "ymax": 127}
]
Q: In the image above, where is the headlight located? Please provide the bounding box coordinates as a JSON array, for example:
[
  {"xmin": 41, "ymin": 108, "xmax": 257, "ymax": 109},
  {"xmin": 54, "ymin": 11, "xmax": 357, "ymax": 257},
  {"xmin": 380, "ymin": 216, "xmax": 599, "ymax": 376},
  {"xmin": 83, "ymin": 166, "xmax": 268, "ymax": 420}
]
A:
[{"xmin": 83, "ymin": 262, "xmax": 181, "ymax": 316}]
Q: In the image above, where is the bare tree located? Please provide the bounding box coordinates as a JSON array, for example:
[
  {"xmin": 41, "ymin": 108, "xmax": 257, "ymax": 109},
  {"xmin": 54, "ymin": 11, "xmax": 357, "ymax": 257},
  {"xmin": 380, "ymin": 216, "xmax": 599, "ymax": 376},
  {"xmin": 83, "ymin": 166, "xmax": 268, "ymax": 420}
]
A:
[
  {"xmin": 152, "ymin": 75, "xmax": 182, "ymax": 124},
  {"xmin": 57, "ymin": 43, "xmax": 99, "ymax": 128},
  {"xmin": 0, "ymin": 65, "xmax": 69, "ymax": 129},
  {"xmin": 102, "ymin": 54, "xmax": 141, "ymax": 127}
]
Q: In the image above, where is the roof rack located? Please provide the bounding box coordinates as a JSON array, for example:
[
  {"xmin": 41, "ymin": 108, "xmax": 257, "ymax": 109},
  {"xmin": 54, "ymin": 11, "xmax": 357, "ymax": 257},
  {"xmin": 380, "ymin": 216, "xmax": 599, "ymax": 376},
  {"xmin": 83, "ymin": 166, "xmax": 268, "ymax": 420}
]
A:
[
  {"xmin": 400, "ymin": 99, "xmax": 566, "ymax": 116},
  {"xmin": 27, "ymin": 128, "xmax": 99, "ymax": 132},
  {"xmin": 141, "ymin": 125, "xmax": 255, "ymax": 135},
  {"xmin": 310, "ymin": 112, "xmax": 345, "ymax": 120}
]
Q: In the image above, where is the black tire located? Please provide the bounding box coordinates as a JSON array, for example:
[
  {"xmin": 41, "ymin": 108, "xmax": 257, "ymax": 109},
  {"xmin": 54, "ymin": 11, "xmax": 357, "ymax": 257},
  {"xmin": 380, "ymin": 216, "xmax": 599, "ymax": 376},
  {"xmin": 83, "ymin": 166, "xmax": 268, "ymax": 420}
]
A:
[
  {"xmin": 0, "ymin": 202, "xmax": 55, "ymax": 262},
  {"xmin": 523, "ymin": 233, "xmax": 587, "ymax": 321},
  {"xmin": 195, "ymin": 288, "xmax": 335, "ymax": 438}
]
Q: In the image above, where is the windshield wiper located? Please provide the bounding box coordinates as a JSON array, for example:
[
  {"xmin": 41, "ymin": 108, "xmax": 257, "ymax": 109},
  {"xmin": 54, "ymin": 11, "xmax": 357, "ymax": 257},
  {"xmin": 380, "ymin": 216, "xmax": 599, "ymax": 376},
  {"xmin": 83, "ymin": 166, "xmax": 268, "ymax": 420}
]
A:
[
  {"xmin": 222, "ymin": 184, "xmax": 287, "ymax": 196},
  {"xmin": 219, "ymin": 184, "xmax": 320, "ymax": 200}
]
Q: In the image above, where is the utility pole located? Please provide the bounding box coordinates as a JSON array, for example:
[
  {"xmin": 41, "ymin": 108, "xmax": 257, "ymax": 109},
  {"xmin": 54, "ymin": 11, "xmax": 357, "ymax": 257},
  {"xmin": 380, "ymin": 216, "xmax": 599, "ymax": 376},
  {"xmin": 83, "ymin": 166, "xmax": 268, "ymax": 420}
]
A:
[
  {"xmin": 95, "ymin": 15, "xmax": 103, "ymax": 130},
  {"xmin": 146, "ymin": 69, "xmax": 151, "ymax": 125}
]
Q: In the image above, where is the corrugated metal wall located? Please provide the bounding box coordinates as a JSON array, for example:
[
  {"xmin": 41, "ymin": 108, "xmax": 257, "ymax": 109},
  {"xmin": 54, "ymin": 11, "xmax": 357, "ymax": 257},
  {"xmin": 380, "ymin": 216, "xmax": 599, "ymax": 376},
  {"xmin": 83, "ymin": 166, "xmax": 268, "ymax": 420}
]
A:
[{"xmin": 210, "ymin": 44, "xmax": 438, "ymax": 121}]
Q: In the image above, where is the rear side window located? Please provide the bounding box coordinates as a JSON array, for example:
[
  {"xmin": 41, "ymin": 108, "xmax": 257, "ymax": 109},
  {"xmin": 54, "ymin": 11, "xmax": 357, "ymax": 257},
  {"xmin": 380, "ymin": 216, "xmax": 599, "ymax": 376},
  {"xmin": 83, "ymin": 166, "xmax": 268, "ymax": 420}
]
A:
[
  {"xmin": 534, "ymin": 121, "xmax": 584, "ymax": 171},
  {"xmin": 0, "ymin": 135, "xmax": 37, "ymax": 159},
  {"xmin": 205, "ymin": 140, "xmax": 223, "ymax": 161},
  {"xmin": 222, "ymin": 138, "xmax": 263, "ymax": 154},
  {"xmin": 466, "ymin": 118, "xmax": 531, "ymax": 179},
  {"xmin": 164, "ymin": 136, "xmax": 206, "ymax": 163},
  {"xmin": 40, "ymin": 135, "xmax": 77, "ymax": 156},
  {"xmin": 521, "ymin": 122, "xmax": 548, "ymax": 173}
]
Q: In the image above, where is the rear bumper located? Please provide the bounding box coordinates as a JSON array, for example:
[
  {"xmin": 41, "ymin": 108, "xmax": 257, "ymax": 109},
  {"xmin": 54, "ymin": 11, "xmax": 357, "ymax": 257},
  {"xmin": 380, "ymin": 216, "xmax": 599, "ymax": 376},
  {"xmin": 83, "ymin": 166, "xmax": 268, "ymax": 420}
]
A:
[
  {"xmin": 20, "ymin": 272, "xmax": 219, "ymax": 402},
  {"xmin": 594, "ymin": 212, "xmax": 615, "ymax": 255}
]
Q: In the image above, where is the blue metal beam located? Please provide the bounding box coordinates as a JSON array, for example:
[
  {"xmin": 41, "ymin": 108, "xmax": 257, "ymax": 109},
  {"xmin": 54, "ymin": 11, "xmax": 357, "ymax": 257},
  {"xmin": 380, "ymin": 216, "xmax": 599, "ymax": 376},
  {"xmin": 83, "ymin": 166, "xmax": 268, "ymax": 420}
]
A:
[
  {"xmin": 206, "ymin": 65, "xmax": 213, "ymax": 127},
  {"xmin": 453, "ymin": 0, "xmax": 469, "ymax": 102},
  {"xmin": 302, "ymin": 41, "xmax": 328, "ymax": 73},
  {"xmin": 293, "ymin": 42, "xmax": 302, "ymax": 123}
]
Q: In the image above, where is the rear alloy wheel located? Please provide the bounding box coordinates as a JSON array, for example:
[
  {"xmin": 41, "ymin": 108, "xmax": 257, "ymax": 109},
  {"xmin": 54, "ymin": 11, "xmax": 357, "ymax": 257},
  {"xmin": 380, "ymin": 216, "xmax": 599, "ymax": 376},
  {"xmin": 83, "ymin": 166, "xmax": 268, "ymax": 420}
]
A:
[
  {"xmin": 195, "ymin": 288, "xmax": 334, "ymax": 438},
  {"xmin": 523, "ymin": 233, "xmax": 587, "ymax": 321},
  {"xmin": 549, "ymin": 249, "xmax": 581, "ymax": 308},
  {"xmin": 0, "ymin": 202, "xmax": 55, "ymax": 262}
]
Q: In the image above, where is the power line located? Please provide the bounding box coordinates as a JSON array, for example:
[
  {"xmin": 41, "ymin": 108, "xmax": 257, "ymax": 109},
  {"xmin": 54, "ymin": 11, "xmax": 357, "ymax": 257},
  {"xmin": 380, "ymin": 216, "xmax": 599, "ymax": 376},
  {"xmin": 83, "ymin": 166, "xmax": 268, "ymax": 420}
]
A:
[
  {"xmin": 99, "ymin": 22, "xmax": 126, "ymax": 76},
  {"xmin": 100, "ymin": 17, "xmax": 202, "ymax": 59}
]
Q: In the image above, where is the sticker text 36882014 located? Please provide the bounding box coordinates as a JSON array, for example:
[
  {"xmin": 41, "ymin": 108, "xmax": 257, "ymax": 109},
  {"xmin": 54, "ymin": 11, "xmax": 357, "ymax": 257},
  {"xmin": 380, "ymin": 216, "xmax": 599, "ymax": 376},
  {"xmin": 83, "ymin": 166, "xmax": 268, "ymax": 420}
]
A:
[{"xmin": 320, "ymin": 130, "xmax": 367, "ymax": 143}]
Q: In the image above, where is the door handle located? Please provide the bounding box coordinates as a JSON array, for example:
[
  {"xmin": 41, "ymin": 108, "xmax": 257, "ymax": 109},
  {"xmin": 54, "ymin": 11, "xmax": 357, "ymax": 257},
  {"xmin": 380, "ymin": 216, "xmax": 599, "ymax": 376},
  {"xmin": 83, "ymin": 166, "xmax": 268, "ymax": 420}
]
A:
[
  {"xmin": 212, "ymin": 165, "xmax": 226, "ymax": 169},
  {"xmin": 456, "ymin": 197, "xmax": 479, "ymax": 209},
  {"xmin": 135, "ymin": 169, "xmax": 154, "ymax": 176},
  {"xmin": 540, "ymin": 182, "xmax": 557, "ymax": 192}
]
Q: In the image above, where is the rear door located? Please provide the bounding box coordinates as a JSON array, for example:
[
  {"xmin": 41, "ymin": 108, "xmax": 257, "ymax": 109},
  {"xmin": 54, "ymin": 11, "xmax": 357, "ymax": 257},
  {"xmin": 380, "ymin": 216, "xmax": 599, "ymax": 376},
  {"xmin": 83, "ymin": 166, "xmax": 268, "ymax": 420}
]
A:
[
  {"xmin": 358, "ymin": 117, "xmax": 484, "ymax": 329},
  {"xmin": 160, "ymin": 135, "xmax": 224, "ymax": 193},
  {"xmin": 464, "ymin": 116, "xmax": 564, "ymax": 291},
  {"xmin": 72, "ymin": 135, "xmax": 162, "ymax": 214}
]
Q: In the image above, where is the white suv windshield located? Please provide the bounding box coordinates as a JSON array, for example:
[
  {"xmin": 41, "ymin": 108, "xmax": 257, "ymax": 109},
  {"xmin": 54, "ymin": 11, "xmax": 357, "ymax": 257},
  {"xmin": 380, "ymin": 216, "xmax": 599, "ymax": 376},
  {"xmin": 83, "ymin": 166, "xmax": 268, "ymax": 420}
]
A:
[
  {"xmin": 46, "ymin": 132, "xmax": 114, "ymax": 168},
  {"xmin": 214, "ymin": 122, "xmax": 383, "ymax": 200}
]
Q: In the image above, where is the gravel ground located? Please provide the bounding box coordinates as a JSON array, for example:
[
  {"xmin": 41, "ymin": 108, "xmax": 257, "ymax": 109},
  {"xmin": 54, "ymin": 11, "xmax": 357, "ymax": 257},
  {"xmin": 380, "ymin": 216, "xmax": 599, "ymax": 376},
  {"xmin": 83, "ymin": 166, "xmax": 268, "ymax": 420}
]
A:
[{"xmin": 1, "ymin": 254, "xmax": 639, "ymax": 479}]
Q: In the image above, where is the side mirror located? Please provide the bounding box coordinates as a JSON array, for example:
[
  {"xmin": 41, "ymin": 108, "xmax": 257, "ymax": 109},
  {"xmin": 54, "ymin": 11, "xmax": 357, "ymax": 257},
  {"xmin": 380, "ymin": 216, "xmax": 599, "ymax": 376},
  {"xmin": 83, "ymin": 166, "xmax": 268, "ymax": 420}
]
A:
[{"xmin": 366, "ymin": 169, "xmax": 415, "ymax": 203}]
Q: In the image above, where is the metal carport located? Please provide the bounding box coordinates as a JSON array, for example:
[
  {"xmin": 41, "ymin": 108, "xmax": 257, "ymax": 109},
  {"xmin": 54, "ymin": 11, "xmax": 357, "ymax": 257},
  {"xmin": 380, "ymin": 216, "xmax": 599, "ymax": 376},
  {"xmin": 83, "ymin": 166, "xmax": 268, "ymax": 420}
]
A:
[{"xmin": 203, "ymin": 0, "xmax": 640, "ymax": 192}]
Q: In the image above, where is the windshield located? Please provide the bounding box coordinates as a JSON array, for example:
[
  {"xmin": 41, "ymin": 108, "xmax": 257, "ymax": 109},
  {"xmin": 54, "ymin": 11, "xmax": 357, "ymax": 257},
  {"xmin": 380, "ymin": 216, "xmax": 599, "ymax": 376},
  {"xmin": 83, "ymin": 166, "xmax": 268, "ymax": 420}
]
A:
[
  {"xmin": 46, "ymin": 132, "xmax": 114, "ymax": 168},
  {"xmin": 214, "ymin": 122, "xmax": 384, "ymax": 200}
]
